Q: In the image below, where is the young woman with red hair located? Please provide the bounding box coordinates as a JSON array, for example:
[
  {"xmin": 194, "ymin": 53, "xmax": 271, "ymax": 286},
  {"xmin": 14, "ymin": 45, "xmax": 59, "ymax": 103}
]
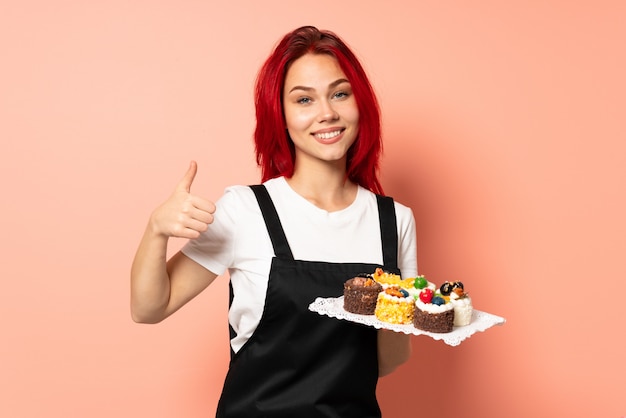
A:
[{"xmin": 131, "ymin": 26, "xmax": 417, "ymax": 417}]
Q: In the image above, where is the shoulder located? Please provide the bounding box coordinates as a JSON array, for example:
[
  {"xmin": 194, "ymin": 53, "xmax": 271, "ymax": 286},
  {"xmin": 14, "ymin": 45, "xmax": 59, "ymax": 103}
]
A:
[
  {"xmin": 217, "ymin": 184, "xmax": 257, "ymax": 208},
  {"xmin": 391, "ymin": 199, "xmax": 416, "ymax": 234},
  {"xmin": 262, "ymin": 176, "xmax": 289, "ymax": 197},
  {"xmin": 219, "ymin": 178, "xmax": 289, "ymax": 206},
  {"xmin": 391, "ymin": 198, "xmax": 414, "ymax": 221},
  {"xmin": 359, "ymin": 188, "xmax": 415, "ymax": 221},
  {"xmin": 205, "ymin": 185, "xmax": 262, "ymax": 228},
  {"xmin": 221, "ymin": 184, "xmax": 255, "ymax": 198}
]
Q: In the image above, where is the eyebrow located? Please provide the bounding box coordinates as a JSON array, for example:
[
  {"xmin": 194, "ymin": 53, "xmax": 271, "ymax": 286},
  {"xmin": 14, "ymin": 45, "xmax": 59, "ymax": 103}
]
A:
[{"xmin": 288, "ymin": 78, "xmax": 350, "ymax": 94}]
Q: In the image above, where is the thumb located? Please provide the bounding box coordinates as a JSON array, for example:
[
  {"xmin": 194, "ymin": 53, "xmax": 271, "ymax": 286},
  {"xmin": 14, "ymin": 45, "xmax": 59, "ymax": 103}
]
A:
[{"xmin": 176, "ymin": 160, "xmax": 198, "ymax": 193}]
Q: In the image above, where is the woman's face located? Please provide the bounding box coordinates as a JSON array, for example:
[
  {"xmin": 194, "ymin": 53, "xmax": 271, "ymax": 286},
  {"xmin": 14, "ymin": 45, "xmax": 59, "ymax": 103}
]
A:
[{"xmin": 282, "ymin": 53, "xmax": 359, "ymax": 168}]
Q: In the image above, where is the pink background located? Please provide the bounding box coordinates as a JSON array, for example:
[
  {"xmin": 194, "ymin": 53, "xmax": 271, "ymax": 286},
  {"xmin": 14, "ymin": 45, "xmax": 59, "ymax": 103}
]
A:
[{"xmin": 2, "ymin": 1, "xmax": 625, "ymax": 417}]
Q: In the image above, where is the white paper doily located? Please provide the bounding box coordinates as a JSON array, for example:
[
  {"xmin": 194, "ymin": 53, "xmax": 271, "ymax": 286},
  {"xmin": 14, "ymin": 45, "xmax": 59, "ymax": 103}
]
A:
[{"xmin": 308, "ymin": 296, "xmax": 506, "ymax": 346}]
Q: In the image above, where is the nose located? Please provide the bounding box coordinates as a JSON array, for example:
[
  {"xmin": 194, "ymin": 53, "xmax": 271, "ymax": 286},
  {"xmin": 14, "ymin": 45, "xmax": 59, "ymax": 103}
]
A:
[{"xmin": 318, "ymin": 99, "xmax": 339, "ymax": 123}]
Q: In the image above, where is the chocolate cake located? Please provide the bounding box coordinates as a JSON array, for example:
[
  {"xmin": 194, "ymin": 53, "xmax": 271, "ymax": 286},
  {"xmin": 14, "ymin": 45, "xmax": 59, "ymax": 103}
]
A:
[
  {"xmin": 413, "ymin": 300, "xmax": 455, "ymax": 333},
  {"xmin": 343, "ymin": 276, "xmax": 382, "ymax": 315}
]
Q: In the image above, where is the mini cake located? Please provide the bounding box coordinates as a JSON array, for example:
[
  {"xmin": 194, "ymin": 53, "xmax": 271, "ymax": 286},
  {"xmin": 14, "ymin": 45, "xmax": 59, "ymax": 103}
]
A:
[
  {"xmin": 440, "ymin": 281, "xmax": 473, "ymax": 326},
  {"xmin": 372, "ymin": 268, "xmax": 415, "ymax": 289},
  {"xmin": 406, "ymin": 274, "xmax": 436, "ymax": 298},
  {"xmin": 413, "ymin": 288, "xmax": 455, "ymax": 333},
  {"xmin": 375, "ymin": 287, "xmax": 415, "ymax": 325},
  {"xmin": 343, "ymin": 275, "xmax": 383, "ymax": 315}
]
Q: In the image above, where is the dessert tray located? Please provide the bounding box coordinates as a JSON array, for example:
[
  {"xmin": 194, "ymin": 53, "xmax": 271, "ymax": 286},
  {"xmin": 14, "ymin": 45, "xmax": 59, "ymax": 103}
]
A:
[{"xmin": 308, "ymin": 296, "xmax": 506, "ymax": 346}]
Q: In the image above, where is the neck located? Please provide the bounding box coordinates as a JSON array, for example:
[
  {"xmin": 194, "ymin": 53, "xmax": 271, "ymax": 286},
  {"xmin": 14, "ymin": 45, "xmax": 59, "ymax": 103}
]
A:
[{"xmin": 286, "ymin": 161, "xmax": 357, "ymax": 212}]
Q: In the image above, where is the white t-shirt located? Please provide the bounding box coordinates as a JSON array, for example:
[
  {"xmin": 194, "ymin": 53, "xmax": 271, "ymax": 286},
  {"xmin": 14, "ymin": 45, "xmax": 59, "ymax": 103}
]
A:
[{"xmin": 182, "ymin": 177, "xmax": 418, "ymax": 353}]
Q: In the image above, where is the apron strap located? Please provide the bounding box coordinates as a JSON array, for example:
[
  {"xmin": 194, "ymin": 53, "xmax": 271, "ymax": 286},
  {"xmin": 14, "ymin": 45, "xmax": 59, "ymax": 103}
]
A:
[
  {"xmin": 250, "ymin": 184, "xmax": 399, "ymax": 271},
  {"xmin": 376, "ymin": 194, "xmax": 399, "ymax": 270},
  {"xmin": 250, "ymin": 184, "xmax": 294, "ymax": 260}
]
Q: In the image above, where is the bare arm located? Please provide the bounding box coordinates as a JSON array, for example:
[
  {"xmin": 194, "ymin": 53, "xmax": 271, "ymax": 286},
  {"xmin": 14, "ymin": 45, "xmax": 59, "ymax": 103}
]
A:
[
  {"xmin": 377, "ymin": 330, "xmax": 412, "ymax": 377},
  {"xmin": 130, "ymin": 161, "xmax": 217, "ymax": 323}
]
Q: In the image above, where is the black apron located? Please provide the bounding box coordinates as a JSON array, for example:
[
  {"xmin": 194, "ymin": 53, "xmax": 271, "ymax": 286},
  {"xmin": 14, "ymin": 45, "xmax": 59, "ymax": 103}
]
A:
[{"xmin": 215, "ymin": 185, "xmax": 401, "ymax": 418}]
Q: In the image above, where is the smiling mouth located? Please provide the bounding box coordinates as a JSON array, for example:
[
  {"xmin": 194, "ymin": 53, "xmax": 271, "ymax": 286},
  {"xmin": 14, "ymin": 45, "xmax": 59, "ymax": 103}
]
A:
[{"xmin": 313, "ymin": 129, "xmax": 343, "ymax": 140}]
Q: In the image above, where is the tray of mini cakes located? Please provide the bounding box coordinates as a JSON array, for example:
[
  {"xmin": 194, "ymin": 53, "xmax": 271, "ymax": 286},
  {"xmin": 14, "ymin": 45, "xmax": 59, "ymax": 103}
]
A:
[{"xmin": 308, "ymin": 268, "xmax": 505, "ymax": 346}]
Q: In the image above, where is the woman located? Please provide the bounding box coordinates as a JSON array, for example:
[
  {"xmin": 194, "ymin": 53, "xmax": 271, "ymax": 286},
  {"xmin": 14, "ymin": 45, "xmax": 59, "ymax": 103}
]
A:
[{"xmin": 131, "ymin": 26, "xmax": 417, "ymax": 417}]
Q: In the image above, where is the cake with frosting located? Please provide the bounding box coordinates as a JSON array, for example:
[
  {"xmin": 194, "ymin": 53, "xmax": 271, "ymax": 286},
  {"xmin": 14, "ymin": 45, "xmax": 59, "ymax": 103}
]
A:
[
  {"xmin": 343, "ymin": 275, "xmax": 383, "ymax": 315},
  {"xmin": 375, "ymin": 287, "xmax": 415, "ymax": 325},
  {"xmin": 413, "ymin": 287, "xmax": 455, "ymax": 333},
  {"xmin": 372, "ymin": 268, "xmax": 408, "ymax": 288},
  {"xmin": 342, "ymin": 270, "xmax": 471, "ymax": 331},
  {"xmin": 440, "ymin": 281, "xmax": 473, "ymax": 326},
  {"xmin": 408, "ymin": 274, "xmax": 436, "ymax": 298}
]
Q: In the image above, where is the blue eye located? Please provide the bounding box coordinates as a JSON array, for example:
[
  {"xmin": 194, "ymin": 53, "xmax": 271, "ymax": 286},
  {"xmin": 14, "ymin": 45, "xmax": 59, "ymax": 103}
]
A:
[{"xmin": 297, "ymin": 97, "xmax": 312, "ymax": 104}]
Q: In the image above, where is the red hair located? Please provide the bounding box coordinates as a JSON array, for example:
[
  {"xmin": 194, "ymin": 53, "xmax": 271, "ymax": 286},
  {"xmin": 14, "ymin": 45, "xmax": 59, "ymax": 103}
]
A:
[{"xmin": 254, "ymin": 26, "xmax": 384, "ymax": 195}]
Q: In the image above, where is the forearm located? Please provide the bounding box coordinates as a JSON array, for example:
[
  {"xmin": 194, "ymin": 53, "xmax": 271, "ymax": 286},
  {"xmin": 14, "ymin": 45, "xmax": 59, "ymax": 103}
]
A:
[
  {"xmin": 377, "ymin": 330, "xmax": 412, "ymax": 377},
  {"xmin": 130, "ymin": 223, "xmax": 172, "ymax": 323},
  {"xmin": 130, "ymin": 161, "xmax": 218, "ymax": 323}
]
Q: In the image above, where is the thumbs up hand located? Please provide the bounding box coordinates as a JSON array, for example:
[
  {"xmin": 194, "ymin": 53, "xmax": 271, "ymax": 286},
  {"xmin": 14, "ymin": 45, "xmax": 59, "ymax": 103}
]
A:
[{"xmin": 150, "ymin": 161, "xmax": 216, "ymax": 240}]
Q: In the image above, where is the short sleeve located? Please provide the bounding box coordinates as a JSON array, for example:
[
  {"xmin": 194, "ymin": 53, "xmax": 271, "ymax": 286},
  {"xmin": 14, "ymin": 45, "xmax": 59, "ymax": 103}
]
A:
[{"xmin": 181, "ymin": 188, "xmax": 240, "ymax": 276}]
